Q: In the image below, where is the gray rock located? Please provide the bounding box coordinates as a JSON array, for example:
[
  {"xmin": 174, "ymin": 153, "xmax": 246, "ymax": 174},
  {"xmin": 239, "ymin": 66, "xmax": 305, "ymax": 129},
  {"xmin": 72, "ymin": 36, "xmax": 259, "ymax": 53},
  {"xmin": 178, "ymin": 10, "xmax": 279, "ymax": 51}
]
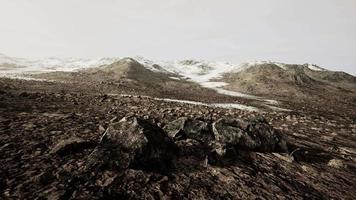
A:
[
  {"xmin": 163, "ymin": 117, "xmax": 186, "ymax": 139},
  {"xmin": 212, "ymin": 118, "xmax": 253, "ymax": 147},
  {"xmin": 246, "ymin": 117, "xmax": 288, "ymax": 152},
  {"xmin": 212, "ymin": 117, "xmax": 288, "ymax": 153},
  {"xmin": 163, "ymin": 117, "xmax": 213, "ymax": 143},
  {"xmin": 87, "ymin": 117, "xmax": 177, "ymax": 172},
  {"xmin": 50, "ymin": 137, "xmax": 96, "ymax": 156}
]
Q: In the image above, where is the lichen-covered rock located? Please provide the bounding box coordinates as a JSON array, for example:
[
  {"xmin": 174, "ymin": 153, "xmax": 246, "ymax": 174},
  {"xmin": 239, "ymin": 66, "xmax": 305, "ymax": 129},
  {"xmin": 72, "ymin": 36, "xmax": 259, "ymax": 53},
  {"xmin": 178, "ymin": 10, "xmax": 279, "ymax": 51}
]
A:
[
  {"xmin": 246, "ymin": 116, "xmax": 288, "ymax": 152},
  {"xmin": 327, "ymin": 159, "xmax": 345, "ymax": 169},
  {"xmin": 163, "ymin": 116, "xmax": 288, "ymax": 166},
  {"xmin": 212, "ymin": 117, "xmax": 288, "ymax": 154},
  {"xmin": 86, "ymin": 117, "xmax": 177, "ymax": 172},
  {"xmin": 163, "ymin": 117, "xmax": 213, "ymax": 143},
  {"xmin": 212, "ymin": 118, "xmax": 254, "ymax": 148}
]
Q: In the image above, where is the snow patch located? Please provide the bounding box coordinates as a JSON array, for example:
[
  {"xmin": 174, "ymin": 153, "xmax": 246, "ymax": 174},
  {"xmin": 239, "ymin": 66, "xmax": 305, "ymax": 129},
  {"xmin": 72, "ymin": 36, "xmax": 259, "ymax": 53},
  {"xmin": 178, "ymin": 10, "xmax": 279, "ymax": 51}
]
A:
[
  {"xmin": 238, "ymin": 61, "xmax": 287, "ymax": 70},
  {"xmin": 200, "ymin": 82, "xmax": 228, "ymax": 88},
  {"xmin": 152, "ymin": 98, "xmax": 260, "ymax": 112},
  {"xmin": 211, "ymin": 103, "xmax": 259, "ymax": 112},
  {"xmin": 1, "ymin": 75, "xmax": 56, "ymax": 82},
  {"xmin": 169, "ymin": 76, "xmax": 181, "ymax": 80},
  {"xmin": 265, "ymin": 105, "xmax": 291, "ymax": 112},
  {"xmin": 0, "ymin": 54, "xmax": 120, "ymax": 76},
  {"xmin": 307, "ymin": 64, "xmax": 325, "ymax": 71},
  {"xmin": 214, "ymin": 88, "xmax": 259, "ymax": 99},
  {"xmin": 112, "ymin": 93, "xmax": 260, "ymax": 112}
]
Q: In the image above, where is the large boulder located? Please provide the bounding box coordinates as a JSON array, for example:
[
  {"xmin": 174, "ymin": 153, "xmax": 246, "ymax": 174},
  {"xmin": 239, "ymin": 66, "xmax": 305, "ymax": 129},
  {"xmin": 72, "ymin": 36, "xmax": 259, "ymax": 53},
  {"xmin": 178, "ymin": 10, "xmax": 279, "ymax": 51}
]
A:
[
  {"xmin": 163, "ymin": 116, "xmax": 288, "ymax": 166},
  {"xmin": 246, "ymin": 117, "xmax": 288, "ymax": 152},
  {"xmin": 212, "ymin": 117, "xmax": 288, "ymax": 153},
  {"xmin": 86, "ymin": 117, "xmax": 177, "ymax": 173},
  {"xmin": 163, "ymin": 117, "xmax": 213, "ymax": 144},
  {"xmin": 212, "ymin": 118, "xmax": 252, "ymax": 147}
]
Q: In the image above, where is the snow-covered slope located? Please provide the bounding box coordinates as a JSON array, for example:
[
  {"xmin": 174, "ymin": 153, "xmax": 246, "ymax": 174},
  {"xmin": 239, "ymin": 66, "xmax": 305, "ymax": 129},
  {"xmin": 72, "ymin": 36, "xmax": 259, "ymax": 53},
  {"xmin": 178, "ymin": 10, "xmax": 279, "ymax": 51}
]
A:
[
  {"xmin": 306, "ymin": 63, "xmax": 326, "ymax": 71},
  {"xmin": 0, "ymin": 53, "xmax": 120, "ymax": 75},
  {"xmin": 238, "ymin": 61, "xmax": 287, "ymax": 70},
  {"xmin": 0, "ymin": 53, "xmax": 330, "ymax": 80},
  {"xmin": 0, "ymin": 53, "xmax": 336, "ymax": 96},
  {"xmin": 3, "ymin": 53, "xmax": 346, "ymax": 111},
  {"xmin": 135, "ymin": 57, "xmax": 238, "ymax": 86}
]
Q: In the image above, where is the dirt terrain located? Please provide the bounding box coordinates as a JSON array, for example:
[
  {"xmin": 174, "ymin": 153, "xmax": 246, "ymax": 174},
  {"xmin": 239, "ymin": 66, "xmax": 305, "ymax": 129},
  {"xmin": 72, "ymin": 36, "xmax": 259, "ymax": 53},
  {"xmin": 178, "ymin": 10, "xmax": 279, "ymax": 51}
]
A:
[{"xmin": 0, "ymin": 76, "xmax": 356, "ymax": 200}]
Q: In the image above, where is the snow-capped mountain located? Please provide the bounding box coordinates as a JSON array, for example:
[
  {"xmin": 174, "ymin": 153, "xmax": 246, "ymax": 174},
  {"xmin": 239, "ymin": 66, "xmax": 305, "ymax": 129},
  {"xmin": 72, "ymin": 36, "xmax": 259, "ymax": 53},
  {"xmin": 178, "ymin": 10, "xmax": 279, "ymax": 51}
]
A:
[
  {"xmin": 236, "ymin": 61, "xmax": 326, "ymax": 72},
  {"xmin": 1, "ymin": 53, "xmax": 355, "ymax": 104},
  {"xmin": 2, "ymin": 53, "xmax": 355, "ymax": 97},
  {"xmin": 0, "ymin": 53, "xmax": 328, "ymax": 80},
  {"xmin": 0, "ymin": 53, "xmax": 121, "ymax": 75},
  {"xmin": 135, "ymin": 57, "xmax": 238, "ymax": 84}
]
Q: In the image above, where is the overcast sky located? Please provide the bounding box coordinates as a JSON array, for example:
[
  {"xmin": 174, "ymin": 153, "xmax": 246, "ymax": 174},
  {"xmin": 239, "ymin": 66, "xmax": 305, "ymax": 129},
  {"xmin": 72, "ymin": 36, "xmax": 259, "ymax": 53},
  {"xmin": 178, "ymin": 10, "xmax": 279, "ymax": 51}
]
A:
[{"xmin": 0, "ymin": 0, "xmax": 355, "ymax": 74}]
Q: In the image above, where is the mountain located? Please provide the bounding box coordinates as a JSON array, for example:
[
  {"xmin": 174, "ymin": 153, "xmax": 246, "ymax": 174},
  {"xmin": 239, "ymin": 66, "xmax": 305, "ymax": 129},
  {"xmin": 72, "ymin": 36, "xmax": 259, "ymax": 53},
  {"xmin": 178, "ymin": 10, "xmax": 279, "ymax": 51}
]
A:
[
  {"xmin": 132, "ymin": 59, "xmax": 356, "ymax": 102},
  {"xmin": 219, "ymin": 62, "xmax": 356, "ymax": 99},
  {"xmin": 25, "ymin": 57, "xmax": 238, "ymax": 103},
  {"xmin": 1, "ymin": 53, "xmax": 355, "ymax": 102}
]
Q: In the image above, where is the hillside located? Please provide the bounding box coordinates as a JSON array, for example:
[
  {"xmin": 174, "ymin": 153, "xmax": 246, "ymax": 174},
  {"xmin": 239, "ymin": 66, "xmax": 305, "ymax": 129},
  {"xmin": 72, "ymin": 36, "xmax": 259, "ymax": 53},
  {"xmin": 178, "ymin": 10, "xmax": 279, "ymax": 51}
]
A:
[
  {"xmin": 220, "ymin": 62, "xmax": 356, "ymax": 101},
  {"xmin": 2, "ymin": 53, "xmax": 356, "ymax": 112}
]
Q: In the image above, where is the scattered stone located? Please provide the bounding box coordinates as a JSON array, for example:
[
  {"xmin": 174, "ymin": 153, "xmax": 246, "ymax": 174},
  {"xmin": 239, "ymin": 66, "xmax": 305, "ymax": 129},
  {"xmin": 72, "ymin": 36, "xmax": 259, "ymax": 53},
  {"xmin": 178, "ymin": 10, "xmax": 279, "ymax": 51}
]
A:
[
  {"xmin": 42, "ymin": 112, "xmax": 71, "ymax": 119},
  {"xmin": 22, "ymin": 123, "xmax": 36, "ymax": 130},
  {"xmin": 110, "ymin": 116, "xmax": 118, "ymax": 123},
  {"xmin": 321, "ymin": 135, "xmax": 334, "ymax": 142},
  {"xmin": 32, "ymin": 172, "xmax": 55, "ymax": 185},
  {"xmin": 96, "ymin": 171, "xmax": 117, "ymax": 187},
  {"xmin": 98, "ymin": 125, "xmax": 106, "ymax": 133},
  {"xmin": 273, "ymin": 153, "xmax": 294, "ymax": 163},
  {"xmin": 327, "ymin": 159, "xmax": 345, "ymax": 169},
  {"xmin": 301, "ymin": 165, "xmax": 318, "ymax": 176},
  {"xmin": 1, "ymin": 83, "xmax": 353, "ymax": 199},
  {"xmin": 50, "ymin": 137, "xmax": 97, "ymax": 156},
  {"xmin": 330, "ymin": 132, "xmax": 338, "ymax": 136}
]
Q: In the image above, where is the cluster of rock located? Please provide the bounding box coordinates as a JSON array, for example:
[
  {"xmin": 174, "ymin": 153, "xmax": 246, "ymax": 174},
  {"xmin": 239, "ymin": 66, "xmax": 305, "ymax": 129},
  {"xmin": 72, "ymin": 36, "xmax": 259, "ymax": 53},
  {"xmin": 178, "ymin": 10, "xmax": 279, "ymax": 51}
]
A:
[{"xmin": 74, "ymin": 116, "xmax": 289, "ymax": 173}]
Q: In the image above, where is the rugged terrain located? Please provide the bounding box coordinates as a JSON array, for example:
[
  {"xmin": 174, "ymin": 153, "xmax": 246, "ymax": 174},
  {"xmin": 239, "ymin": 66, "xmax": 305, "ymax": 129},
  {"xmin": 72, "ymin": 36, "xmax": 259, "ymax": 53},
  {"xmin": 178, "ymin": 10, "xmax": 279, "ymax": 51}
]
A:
[
  {"xmin": 0, "ymin": 55, "xmax": 356, "ymax": 199},
  {"xmin": 221, "ymin": 62, "xmax": 356, "ymax": 102}
]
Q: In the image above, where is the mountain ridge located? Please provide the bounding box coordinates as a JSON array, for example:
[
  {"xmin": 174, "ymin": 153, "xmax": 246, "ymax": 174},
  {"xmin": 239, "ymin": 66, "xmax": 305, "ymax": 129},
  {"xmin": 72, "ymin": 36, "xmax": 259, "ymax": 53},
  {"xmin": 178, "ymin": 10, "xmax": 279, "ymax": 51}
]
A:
[
  {"xmin": 1, "ymin": 53, "xmax": 355, "ymax": 103},
  {"xmin": 1, "ymin": 53, "xmax": 352, "ymax": 76}
]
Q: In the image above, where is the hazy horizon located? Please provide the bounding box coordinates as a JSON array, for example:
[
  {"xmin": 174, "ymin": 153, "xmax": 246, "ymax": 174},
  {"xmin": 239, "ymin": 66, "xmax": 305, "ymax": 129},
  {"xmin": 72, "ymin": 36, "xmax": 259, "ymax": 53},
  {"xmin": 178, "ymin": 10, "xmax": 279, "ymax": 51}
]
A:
[{"xmin": 1, "ymin": 0, "xmax": 355, "ymax": 75}]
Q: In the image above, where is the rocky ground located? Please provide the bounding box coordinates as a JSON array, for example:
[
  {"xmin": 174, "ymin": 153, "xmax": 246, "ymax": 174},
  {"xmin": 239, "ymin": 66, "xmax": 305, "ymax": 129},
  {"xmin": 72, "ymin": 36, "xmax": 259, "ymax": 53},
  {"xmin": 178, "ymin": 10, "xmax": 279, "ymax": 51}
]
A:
[{"xmin": 0, "ymin": 77, "xmax": 356, "ymax": 199}]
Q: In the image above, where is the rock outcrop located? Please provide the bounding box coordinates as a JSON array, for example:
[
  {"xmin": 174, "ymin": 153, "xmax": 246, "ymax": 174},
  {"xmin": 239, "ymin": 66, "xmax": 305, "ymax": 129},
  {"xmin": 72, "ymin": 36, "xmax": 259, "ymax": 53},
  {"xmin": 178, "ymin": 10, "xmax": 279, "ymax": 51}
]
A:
[
  {"xmin": 86, "ymin": 117, "xmax": 177, "ymax": 173},
  {"xmin": 85, "ymin": 116, "xmax": 288, "ymax": 173}
]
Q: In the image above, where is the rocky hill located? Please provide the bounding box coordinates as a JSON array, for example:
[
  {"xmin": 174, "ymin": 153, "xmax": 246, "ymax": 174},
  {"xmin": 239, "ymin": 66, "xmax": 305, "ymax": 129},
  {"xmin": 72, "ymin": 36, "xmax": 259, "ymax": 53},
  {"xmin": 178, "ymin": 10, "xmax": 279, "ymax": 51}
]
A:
[
  {"xmin": 2, "ymin": 53, "xmax": 356, "ymax": 113},
  {"xmin": 26, "ymin": 57, "xmax": 245, "ymax": 104},
  {"xmin": 220, "ymin": 62, "xmax": 356, "ymax": 101}
]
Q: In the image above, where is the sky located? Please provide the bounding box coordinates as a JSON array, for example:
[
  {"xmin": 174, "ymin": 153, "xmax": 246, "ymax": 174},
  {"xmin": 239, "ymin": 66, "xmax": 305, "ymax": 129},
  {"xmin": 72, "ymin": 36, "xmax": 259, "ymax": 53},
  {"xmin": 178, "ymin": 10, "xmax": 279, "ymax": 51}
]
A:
[{"xmin": 0, "ymin": 0, "xmax": 355, "ymax": 74}]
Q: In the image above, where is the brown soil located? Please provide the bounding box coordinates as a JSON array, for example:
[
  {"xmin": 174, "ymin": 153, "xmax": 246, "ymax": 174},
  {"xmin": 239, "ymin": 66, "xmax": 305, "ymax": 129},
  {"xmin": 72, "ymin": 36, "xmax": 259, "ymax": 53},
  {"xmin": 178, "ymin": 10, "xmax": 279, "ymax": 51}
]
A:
[{"xmin": 0, "ymin": 77, "xmax": 355, "ymax": 199}]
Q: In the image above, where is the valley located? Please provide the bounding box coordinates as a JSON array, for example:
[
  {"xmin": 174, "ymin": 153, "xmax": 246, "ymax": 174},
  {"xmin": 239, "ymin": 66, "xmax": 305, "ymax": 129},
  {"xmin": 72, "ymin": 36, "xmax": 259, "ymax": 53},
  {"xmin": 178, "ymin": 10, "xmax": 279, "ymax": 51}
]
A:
[{"xmin": 0, "ymin": 54, "xmax": 356, "ymax": 199}]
